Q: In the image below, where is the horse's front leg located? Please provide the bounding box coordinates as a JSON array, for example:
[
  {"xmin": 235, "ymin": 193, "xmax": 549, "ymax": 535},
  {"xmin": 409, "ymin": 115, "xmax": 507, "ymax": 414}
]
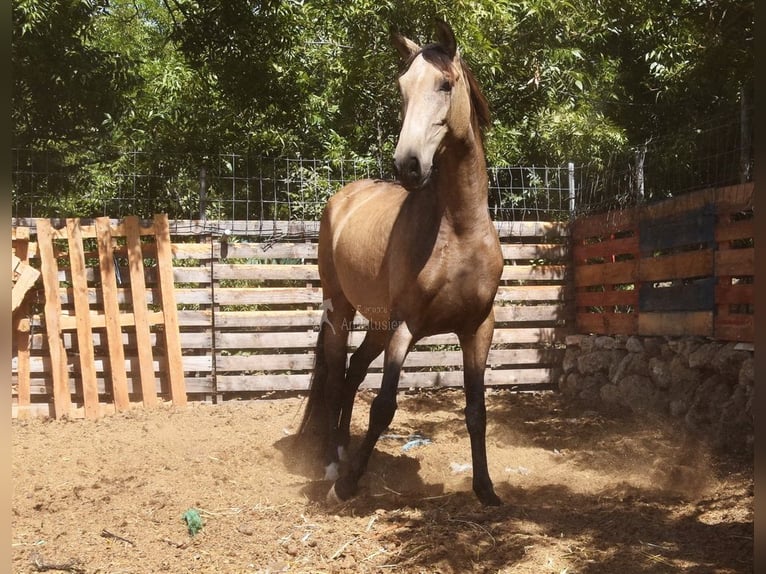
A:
[
  {"xmin": 459, "ymin": 310, "xmax": 502, "ymax": 506},
  {"xmin": 336, "ymin": 330, "xmax": 386, "ymax": 461},
  {"xmin": 329, "ymin": 321, "xmax": 413, "ymax": 502}
]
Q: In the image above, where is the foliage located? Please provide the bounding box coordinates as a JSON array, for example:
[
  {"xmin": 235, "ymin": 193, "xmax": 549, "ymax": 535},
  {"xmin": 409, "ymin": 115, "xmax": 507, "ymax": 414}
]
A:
[{"xmin": 11, "ymin": 0, "xmax": 754, "ymax": 218}]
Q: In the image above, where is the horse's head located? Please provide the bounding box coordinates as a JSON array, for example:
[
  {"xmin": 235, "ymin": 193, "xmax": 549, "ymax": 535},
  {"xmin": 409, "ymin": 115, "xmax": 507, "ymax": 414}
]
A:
[{"xmin": 391, "ymin": 21, "xmax": 489, "ymax": 191}]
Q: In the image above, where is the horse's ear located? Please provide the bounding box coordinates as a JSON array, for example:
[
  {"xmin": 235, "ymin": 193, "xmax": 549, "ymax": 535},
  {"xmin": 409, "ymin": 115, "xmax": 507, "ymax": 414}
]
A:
[
  {"xmin": 434, "ymin": 20, "xmax": 457, "ymax": 60},
  {"xmin": 391, "ymin": 32, "xmax": 420, "ymax": 60}
]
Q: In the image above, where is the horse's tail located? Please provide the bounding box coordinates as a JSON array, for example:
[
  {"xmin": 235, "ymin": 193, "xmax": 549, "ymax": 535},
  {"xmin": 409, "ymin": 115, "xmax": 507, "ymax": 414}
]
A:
[{"xmin": 297, "ymin": 325, "xmax": 329, "ymax": 439}]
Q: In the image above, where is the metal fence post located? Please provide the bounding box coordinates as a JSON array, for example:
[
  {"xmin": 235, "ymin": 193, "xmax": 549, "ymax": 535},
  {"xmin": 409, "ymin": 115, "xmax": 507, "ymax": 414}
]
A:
[{"xmin": 568, "ymin": 162, "xmax": 576, "ymax": 215}]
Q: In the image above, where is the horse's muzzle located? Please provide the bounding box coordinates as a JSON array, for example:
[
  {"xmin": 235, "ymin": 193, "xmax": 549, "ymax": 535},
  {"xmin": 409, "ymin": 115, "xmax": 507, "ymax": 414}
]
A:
[{"xmin": 394, "ymin": 155, "xmax": 431, "ymax": 191}]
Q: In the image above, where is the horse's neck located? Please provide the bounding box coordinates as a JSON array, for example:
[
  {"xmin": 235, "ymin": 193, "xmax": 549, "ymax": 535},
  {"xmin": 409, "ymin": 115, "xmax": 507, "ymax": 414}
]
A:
[{"xmin": 435, "ymin": 137, "xmax": 490, "ymax": 235}]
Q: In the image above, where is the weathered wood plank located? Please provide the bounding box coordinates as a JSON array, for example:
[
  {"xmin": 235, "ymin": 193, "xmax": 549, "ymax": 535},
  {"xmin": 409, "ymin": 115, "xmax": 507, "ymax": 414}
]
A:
[
  {"xmin": 28, "ymin": 330, "xmax": 212, "ymax": 351},
  {"xmin": 216, "ymin": 367, "xmax": 561, "ymax": 392},
  {"xmin": 13, "ymin": 236, "xmax": 33, "ymax": 416},
  {"xmin": 96, "ymin": 217, "xmax": 131, "ymax": 413},
  {"xmin": 715, "ymin": 282, "xmax": 754, "ymax": 305},
  {"xmin": 215, "ymin": 348, "xmax": 565, "ymax": 372},
  {"xmin": 639, "ymin": 250, "xmax": 714, "ymax": 282},
  {"xmin": 154, "ymin": 214, "xmax": 187, "ymax": 406},
  {"xmin": 715, "ymin": 315, "xmax": 754, "ymax": 342},
  {"xmin": 576, "ymin": 312, "xmax": 638, "ymax": 335},
  {"xmin": 639, "ymin": 204, "xmax": 715, "ymax": 255},
  {"xmin": 58, "ymin": 310, "xmax": 166, "ymax": 330},
  {"xmin": 501, "ymin": 264, "xmax": 568, "ymax": 282},
  {"xmin": 716, "ymin": 248, "xmax": 754, "ymax": 276},
  {"xmin": 715, "ymin": 182, "xmax": 754, "ymax": 213},
  {"xmin": 495, "ymin": 221, "xmax": 568, "ymax": 239},
  {"xmin": 36, "ymin": 219, "xmax": 72, "ymax": 419},
  {"xmin": 576, "ymin": 288, "xmax": 638, "ymax": 308},
  {"xmin": 214, "ymin": 327, "xmax": 568, "ymax": 350},
  {"xmin": 66, "ymin": 219, "xmax": 101, "ymax": 419},
  {"xmin": 715, "ymin": 217, "xmax": 753, "ymax": 244},
  {"xmin": 639, "ymin": 278, "xmax": 715, "ymax": 312},
  {"xmin": 125, "ymin": 216, "xmax": 158, "ymax": 407},
  {"xmin": 574, "ymin": 260, "xmax": 638, "ymax": 287},
  {"xmin": 638, "ymin": 311, "xmax": 713, "ymax": 337},
  {"xmin": 214, "ymin": 263, "xmax": 319, "ymax": 281},
  {"xmin": 572, "ymin": 236, "xmax": 638, "ymax": 262},
  {"xmin": 571, "ymin": 210, "xmax": 637, "ymax": 240},
  {"xmin": 642, "ymin": 188, "xmax": 716, "ymax": 220}
]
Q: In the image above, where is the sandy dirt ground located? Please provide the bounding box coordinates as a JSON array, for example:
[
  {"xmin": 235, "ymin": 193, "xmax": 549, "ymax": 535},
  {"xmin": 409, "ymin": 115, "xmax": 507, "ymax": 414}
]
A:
[{"xmin": 12, "ymin": 389, "xmax": 753, "ymax": 573}]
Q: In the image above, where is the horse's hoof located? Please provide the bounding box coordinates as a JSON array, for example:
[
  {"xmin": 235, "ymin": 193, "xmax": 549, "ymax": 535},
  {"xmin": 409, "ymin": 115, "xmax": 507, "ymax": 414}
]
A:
[
  {"xmin": 326, "ymin": 483, "xmax": 343, "ymax": 504},
  {"xmin": 476, "ymin": 489, "xmax": 503, "ymax": 507}
]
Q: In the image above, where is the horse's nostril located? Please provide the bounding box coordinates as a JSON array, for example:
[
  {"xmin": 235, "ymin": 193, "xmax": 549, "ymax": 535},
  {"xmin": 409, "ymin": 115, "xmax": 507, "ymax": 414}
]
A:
[{"xmin": 406, "ymin": 157, "xmax": 420, "ymax": 177}]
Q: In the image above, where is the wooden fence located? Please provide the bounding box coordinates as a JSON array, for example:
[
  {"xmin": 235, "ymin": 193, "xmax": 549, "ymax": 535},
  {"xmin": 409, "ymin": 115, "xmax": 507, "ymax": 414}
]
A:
[
  {"xmin": 11, "ymin": 182, "xmax": 755, "ymax": 418},
  {"xmin": 572, "ymin": 183, "xmax": 754, "ymax": 341},
  {"xmin": 11, "ymin": 218, "xmax": 572, "ymax": 418}
]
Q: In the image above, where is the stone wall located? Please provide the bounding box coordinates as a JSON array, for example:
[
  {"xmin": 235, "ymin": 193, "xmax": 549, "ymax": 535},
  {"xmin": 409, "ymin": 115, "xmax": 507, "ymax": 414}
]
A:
[{"xmin": 559, "ymin": 335, "xmax": 754, "ymax": 453}]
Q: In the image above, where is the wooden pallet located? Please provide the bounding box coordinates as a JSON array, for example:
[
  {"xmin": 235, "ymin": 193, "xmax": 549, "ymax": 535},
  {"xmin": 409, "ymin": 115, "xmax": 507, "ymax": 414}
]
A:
[
  {"xmin": 34, "ymin": 214, "xmax": 187, "ymax": 419},
  {"xmin": 572, "ymin": 183, "xmax": 754, "ymax": 340}
]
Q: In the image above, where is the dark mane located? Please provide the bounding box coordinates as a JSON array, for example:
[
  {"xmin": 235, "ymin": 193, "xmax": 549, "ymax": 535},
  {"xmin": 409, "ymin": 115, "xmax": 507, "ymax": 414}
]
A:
[{"xmin": 401, "ymin": 44, "xmax": 491, "ymax": 137}]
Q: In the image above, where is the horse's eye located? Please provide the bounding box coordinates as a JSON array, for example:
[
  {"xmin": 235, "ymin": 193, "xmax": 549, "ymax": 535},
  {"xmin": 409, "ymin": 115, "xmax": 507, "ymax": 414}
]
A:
[{"xmin": 439, "ymin": 80, "xmax": 452, "ymax": 93}]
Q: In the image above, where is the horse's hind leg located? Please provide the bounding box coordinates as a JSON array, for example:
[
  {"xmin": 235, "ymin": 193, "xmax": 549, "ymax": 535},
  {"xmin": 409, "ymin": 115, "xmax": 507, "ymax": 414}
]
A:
[
  {"xmin": 319, "ymin": 295, "xmax": 356, "ymax": 481},
  {"xmin": 336, "ymin": 330, "xmax": 386, "ymax": 459},
  {"xmin": 458, "ymin": 311, "xmax": 502, "ymax": 506}
]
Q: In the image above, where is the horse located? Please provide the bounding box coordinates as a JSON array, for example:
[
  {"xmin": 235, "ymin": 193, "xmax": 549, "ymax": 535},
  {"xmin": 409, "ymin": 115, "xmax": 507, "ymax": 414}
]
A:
[{"xmin": 298, "ymin": 20, "xmax": 504, "ymax": 507}]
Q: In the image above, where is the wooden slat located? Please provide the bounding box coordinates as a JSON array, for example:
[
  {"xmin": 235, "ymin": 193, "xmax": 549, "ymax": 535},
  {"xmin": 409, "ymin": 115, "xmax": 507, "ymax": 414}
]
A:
[
  {"xmin": 13, "ymin": 234, "xmax": 32, "ymax": 417},
  {"xmin": 639, "ymin": 204, "xmax": 715, "ymax": 255},
  {"xmin": 215, "ymin": 327, "xmax": 568, "ymax": 350},
  {"xmin": 715, "ymin": 282, "xmax": 754, "ymax": 305},
  {"xmin": 572, "ymin": 210, "xmax": 637, "ymax": 240},
  {"xmin": 67, "ymin": 219, "xmax": 101, "ymax": 419},
  {"xmin": 214, "ymin": 263, "xmax": 319, "ymax": 281},
  {"xmin": 125, "ymin": 216, "xmax": 158, "ymax": 407},
  {"xmin": 715, "ymin": 315, "xmax": 754, "ymax": 342},
  {"xmin": 154, "ymin": 214, "xmax": 187, "ymax": 406},
  {"xmin": 639, "ymin": 250, "xmax": 713, "ymax": 282},
  {"xmin": 222, "ymin": 242, "xmax": 318, "ymax": 261},
  {"xmin": 573, "ymin": 236, "xmax": 638, "ymax": 262},
  {"xmin": 716, "ymin": 248, "xmax": 754, "ymax": 276},
  {"xmin": 216, "ymin": 367, "xmax": 560, "ymax": 393},
  {"xmin": 642, "ymin": 187, "xmax": 716, "ymax": 220},
  {"xmin": 96, "ymin": 217, "xmax": 130, "ymax": 412},
  {"xmin": 715, "ymin": 182, "xmax": 754, "ymax": 212},
  {"xmin": 638, "ymin": 311, "xmax": 713, "ymax": 337},
  {"xmin": 639, "ymin": 278, "xmax": 715, "ymax": 312},
  {"xmin": 715, "ymin": 217, "xmax": 753, "ymax": 244},
  {"xmin": 574, "ymin": 260, "xmax": 638, "ymax": 287},
  {"xmin": 501, "ymin": 264, "xmax": 567, "ymax": 282},
  {"xmin": 215, "ymin": 348, "xmax": 565, "ymax": 372},
  {"xmin": 576, "ymin": 289, "xmax": 638, "ymax": 308},
  {"xmin": 58, "ymin": 310, "xmax": 165, "ymax": 330},
  {"xmin": 502, "ymin": 243, "xmax": 569, "ymax": 261},
  {"xmin": 576, "ymin": 312, "xmax": 637, "ymax": 335},
  {"xmin": 36, "ymin": 219, "xmax": 72, "ymax": 418}
]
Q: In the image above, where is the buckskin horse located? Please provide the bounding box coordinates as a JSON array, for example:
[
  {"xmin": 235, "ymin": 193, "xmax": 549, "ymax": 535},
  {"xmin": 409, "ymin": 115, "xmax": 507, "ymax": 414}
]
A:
[{"xmin": 298, "ymin": 20, "xmax": 504, "ymax": 506}]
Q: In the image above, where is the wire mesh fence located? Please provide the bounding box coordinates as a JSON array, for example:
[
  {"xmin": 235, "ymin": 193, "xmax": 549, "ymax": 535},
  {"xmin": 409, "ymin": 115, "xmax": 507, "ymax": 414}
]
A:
[
  {"xmin": 12, "ymin": 110, "xmax": 752, "ymax": 225},
  {"xmin": 12, "ymin": 150, "xmax": 577, "ymax": 223}
]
